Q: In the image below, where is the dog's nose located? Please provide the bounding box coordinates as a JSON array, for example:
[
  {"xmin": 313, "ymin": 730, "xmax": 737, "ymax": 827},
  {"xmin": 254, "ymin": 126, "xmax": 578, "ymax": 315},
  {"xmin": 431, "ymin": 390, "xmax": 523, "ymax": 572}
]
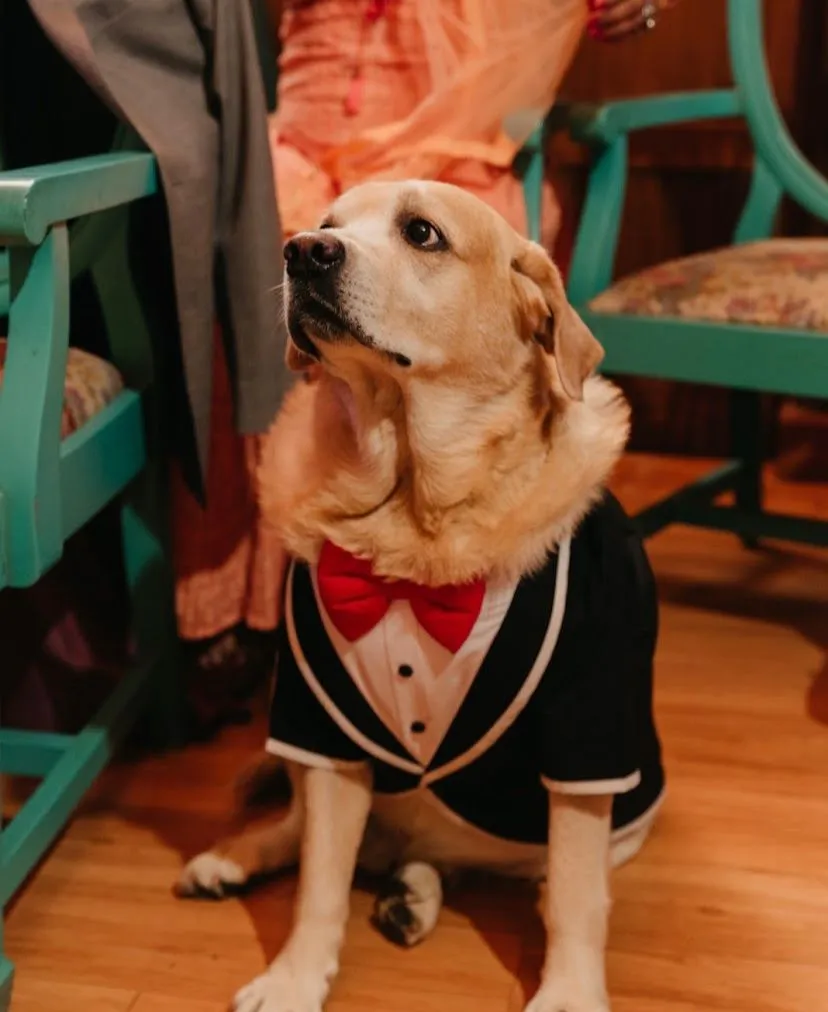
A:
[{"xmin": 284, "ymin": 233, "xmax": 345, "ymax": 278}]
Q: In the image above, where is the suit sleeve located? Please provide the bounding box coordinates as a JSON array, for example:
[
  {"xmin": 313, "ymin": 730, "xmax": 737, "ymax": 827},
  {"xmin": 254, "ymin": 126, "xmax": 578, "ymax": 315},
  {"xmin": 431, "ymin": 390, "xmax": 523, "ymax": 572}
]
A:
[
  {"xmin": 266, "ymin": 625, "xmax": 369, "ymax": 770},
  {"xmin": 539, "ymin": 526, "xmax": 658, "ymax": 796}
]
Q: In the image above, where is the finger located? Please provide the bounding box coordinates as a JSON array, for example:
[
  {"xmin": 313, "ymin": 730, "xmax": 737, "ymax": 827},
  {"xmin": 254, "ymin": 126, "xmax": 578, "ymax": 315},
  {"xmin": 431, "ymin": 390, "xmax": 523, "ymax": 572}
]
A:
[
  {"xmin": 588, "ymin": 12, "xmax": 646, "ymax": 42},
  {"xmin": 590, "ymin": 0, "xmax": 648, "ymax": 28},
  {"xmin": 601, "ymin": 12, "xmax": 652, "ymax": 40}
]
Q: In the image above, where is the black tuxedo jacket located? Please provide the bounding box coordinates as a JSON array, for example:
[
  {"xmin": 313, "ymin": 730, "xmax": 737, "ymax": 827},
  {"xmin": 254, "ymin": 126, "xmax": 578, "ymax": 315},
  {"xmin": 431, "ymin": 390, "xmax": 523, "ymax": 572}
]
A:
[{"xmin": 268, "ymin": 493, "xmax": 665, "ymax": 843}]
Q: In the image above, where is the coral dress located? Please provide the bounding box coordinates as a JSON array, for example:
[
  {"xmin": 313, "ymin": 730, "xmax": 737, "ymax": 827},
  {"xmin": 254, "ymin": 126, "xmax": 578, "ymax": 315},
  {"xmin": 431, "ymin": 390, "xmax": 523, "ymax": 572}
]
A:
[{"xmin": 172, "ymin": 0, "xmax": 586, "ymax": 640}]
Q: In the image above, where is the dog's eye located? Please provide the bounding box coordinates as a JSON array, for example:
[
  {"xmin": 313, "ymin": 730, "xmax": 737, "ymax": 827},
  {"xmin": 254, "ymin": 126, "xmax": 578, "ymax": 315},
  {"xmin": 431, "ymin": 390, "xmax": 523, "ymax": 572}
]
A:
[{"xmin": 403, "ymin": 218, "xmax": 444, "ymax": 251}]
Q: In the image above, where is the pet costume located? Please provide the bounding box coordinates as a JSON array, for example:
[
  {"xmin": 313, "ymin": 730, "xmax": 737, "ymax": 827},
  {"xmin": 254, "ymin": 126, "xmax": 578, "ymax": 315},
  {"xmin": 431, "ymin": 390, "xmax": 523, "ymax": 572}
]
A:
[{"xmin": 267, "ymin": 492, "xmax": 664, "ymax": 843}]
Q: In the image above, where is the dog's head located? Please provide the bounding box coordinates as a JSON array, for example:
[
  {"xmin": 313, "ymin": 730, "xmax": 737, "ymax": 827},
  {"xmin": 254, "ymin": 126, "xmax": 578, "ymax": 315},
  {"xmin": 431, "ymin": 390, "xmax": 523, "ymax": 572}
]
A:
[{"xmin": 283, "ymin": 180, "xmax": 603, "ymax": 401}]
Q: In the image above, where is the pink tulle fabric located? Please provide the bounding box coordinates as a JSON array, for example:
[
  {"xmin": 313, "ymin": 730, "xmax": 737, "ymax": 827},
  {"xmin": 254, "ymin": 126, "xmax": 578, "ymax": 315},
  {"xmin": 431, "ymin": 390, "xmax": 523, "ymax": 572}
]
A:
[
  {"xmin": 174, "ymin": 0, "xmax": 587, "ymax": 639},
  {"xmin": 272, "ymin": 0, "xmax": 586, "ymax": 239}
]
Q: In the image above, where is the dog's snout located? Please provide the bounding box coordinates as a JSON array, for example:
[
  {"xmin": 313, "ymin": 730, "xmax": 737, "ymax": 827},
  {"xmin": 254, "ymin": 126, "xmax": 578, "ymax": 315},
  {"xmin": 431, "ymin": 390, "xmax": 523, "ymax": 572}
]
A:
[{"xmin": 284, "ymin": 233, "xmax": 345, "ymax": 278}]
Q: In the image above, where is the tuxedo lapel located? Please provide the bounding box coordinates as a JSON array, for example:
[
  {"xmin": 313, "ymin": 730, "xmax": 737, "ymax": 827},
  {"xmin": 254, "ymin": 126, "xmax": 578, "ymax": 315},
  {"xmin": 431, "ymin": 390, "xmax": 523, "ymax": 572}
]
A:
[
  {"xmin": 426, "ymin": 544, "xmax": 568, "ymax": 780},
  {"xmin": 288, "ymin": 561, "xmax": 421, "ymax": 769}
]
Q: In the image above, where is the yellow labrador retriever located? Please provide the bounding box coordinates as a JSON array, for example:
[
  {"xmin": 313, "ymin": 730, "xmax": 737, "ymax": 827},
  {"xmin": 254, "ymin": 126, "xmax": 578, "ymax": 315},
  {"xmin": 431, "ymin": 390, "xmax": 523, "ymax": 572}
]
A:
[{"xmin": 178, "ymin": 181, "xmax": 665, "ymax": 1012}]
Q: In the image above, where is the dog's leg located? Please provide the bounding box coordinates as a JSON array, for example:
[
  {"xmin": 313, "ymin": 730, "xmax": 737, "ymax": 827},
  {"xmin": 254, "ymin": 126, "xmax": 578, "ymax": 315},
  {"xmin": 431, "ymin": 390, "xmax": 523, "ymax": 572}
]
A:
[
  {"xmin": 177, "ymin": 763, "xmax": 306, "ymax": 898},
  {"xmin": 524, "ymin": 793, "xmax": 613, "ymax": 1012},
  {"xmin": 373, "ymin": 861, "xmax": 443, "ymax": 947},
  {"xmin": 233, "ymin": 762, "xmax": 373, "ymax": 1012},
  {"xmin": 176, "ymin": 813, "xmax": 302, "ymax": 898}
]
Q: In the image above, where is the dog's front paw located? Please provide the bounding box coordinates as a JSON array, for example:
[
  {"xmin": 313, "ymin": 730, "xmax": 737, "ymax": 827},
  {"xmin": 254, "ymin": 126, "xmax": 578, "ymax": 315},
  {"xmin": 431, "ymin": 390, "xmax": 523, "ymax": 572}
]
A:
[
  {"xmin": 233, "ymin": 960, "xmax": 327, "ymax": 1012},
  {"xmin": 523, "ymin": 978, "xmax": 609, "ymax": 1012},
  {"xmin": 175, "ymin": 851, "xmax": 247, "ymax": 899}
]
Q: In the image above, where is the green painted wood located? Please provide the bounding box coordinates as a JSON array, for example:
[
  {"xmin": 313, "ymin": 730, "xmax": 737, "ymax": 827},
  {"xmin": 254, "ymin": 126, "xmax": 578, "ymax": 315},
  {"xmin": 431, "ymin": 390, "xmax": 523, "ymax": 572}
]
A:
[
  {"xmin": 0, "ymin": 656, "xmax": 157, "ymax": 908},
  {"xmin": 95, "ymin": 198, "xmax": 187, "ymax": 745},
  {"xmin": 66, "ymin": 127, "xmax": 142, "ymax": 284},
  {"xmin": 60, "ymin": 392, "xmax": 146, "ymax": 542},
  {"xmin": 121, "ymin": 462, "xmax": 188, "ymax": 748},
  {"xmin": 729, "ymin": 0, "xmax": 828, "ymax": 224},
  {"xmin": 91, "ymin": 210, "xmax": 155, "ymax": 390},
  {"xmin": 0, "ymin": 249, "xmax": 8, "ymax": 314},
  {"xmin": 0, "ymin": 729, "xmax": 72, "ymax": 778},
  {"xmin": 633, "ymin": 461, "xmax": 742, "ymax": 537},
  {"xmin": 679, "ymin": 505, "xmax": 828, "ymax": 547},
  {"xmin": 0, "ymin": 118, "xmax": 181, "ymax": 1008},
  {"xmin": 568, "ymin": 89, "xmax": 741, "ymax": 146},
  {"xmin": 0, "ymin": 229, "xmax": 69, "ymax": 587},
  {"xmin": 733, "ymin": 157, "xmax": 782, "ymax": 244},
  {"xmin": 583, "ymin": 312, "xmax": 828, "ymax": 399},
  {"xmin": 0, "ymin": 152, "xmax": 157, "ymax": 245},
  {"xmin": 567, "ymin": 138, "xmax": 628, "ymax": 305},
  {"xmin": 0, "ymin": 950, "xmax": 12, "ymax": 1012},
  {"xmin": 0, "ymin": 490, "xmax": 7, "ymax": 589},
  {"xmin": 520, "ymin": 126, "xmax": 545, "ymax": 244}
]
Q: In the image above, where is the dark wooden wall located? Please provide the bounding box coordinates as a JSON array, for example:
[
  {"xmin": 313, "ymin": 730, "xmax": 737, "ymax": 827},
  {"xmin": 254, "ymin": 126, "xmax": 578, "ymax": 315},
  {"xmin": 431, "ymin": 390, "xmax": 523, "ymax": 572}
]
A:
[{"xmin": 548, "ymin": 0, "xmax": 828, "ymax": 455}]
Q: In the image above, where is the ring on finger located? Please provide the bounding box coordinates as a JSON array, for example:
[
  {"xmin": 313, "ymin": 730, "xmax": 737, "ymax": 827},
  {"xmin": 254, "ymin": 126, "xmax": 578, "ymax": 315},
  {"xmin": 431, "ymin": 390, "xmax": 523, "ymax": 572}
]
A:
[{"xmin": 641, "ymin": 1, "xmax": 658, "ymax": 30}]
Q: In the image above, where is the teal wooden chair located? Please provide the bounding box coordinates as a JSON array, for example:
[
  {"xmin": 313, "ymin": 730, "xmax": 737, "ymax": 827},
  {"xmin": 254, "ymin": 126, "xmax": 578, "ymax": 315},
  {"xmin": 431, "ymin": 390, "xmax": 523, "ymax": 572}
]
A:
[
  {"xmin": 523, "ymin": 0, "xmax": 828, "ymax": 546},
  {"xmin": 0, "ymin": 141, "xmax": 182, "ymax": 1007}
]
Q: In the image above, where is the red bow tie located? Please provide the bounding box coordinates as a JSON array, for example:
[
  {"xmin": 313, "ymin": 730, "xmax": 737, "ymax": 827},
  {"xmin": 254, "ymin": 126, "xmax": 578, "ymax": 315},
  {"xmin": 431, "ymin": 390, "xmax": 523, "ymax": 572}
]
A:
[{"xmin": 316, "ymin": 541, "xmax": 486, "ymax": 653}]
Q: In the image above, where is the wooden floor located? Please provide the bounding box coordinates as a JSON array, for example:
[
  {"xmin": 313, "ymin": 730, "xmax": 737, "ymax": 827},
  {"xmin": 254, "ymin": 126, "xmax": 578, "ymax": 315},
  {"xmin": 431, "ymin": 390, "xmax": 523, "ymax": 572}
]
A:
[{"xmin": 7, "ymin": 454, "xmax": 828, "ymax": 1012}]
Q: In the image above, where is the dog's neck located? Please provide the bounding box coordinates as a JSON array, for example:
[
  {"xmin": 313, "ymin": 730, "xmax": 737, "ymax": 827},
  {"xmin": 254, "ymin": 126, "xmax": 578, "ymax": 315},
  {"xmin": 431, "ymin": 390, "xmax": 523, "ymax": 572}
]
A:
[{"xmin": 263, "ymin": 359, "xmax": 629, "ymax": 586}]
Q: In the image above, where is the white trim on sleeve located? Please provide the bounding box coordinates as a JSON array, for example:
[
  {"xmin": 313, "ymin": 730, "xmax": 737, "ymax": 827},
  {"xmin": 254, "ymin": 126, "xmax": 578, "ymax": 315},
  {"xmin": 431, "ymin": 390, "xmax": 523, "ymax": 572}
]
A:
[
  {"xmin": 265, "ymin": 737, "xmax": 369, "ymax": 772},
  {"xmin": 542, "ymin": 769, "xmax": 642, "ymax": 796}
]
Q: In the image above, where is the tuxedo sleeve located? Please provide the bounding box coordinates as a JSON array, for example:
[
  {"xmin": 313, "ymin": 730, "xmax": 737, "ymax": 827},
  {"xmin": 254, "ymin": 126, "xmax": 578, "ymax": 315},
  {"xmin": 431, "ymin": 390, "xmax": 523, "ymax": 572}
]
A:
[
  {"xmin": 539, "ymin": 525, "xmax": 658, "ymax": 797},
  {"xmin": 266, "ymin": 627, "xmax": 369, "ymax": 771}
]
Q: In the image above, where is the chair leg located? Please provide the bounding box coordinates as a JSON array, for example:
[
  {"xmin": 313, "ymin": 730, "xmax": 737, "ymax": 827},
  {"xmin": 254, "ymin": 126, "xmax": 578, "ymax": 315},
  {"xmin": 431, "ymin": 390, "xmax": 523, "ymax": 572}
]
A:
[
  {"xmin": 729, "ymin": 389, "xmax": 764, "ymax": 549},
  {"xmin": 0, "ymin": 915, "xmax": 13, "ymax": 1012},
  {"xmin": 120, "ymin": 458, "xmax": 188, "ymax": 748}
]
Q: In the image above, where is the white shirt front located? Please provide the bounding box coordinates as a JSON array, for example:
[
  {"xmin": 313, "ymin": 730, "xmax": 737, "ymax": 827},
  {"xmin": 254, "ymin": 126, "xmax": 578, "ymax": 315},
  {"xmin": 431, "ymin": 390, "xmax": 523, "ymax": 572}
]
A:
[{"xmin": 312, "ymin": 571, "xmax": 519, "ymax": 766}]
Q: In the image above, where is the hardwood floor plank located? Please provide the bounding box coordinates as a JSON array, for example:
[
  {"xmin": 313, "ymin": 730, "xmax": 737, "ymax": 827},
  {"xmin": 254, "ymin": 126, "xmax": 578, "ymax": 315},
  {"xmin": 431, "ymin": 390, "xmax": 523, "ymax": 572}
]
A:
[{"xmin": 9, "ymin": 978, "xmax": 136, "ymax": 1012}]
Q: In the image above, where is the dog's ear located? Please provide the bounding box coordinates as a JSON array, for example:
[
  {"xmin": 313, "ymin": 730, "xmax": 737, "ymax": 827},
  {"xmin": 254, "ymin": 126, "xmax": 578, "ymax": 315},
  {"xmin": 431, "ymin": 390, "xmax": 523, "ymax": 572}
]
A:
[
  {"xmin": 511, "ymin": 241, "xmax": 604, "ymax": 401},
  {"xmin": 286, "ymin": 339, "xmax": 318, "ymax": 373}
]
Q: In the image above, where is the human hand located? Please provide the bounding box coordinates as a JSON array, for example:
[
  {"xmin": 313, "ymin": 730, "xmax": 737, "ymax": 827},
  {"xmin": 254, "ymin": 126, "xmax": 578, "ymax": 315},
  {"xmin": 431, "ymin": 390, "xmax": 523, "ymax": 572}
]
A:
[{"xmin": 587, "ymin": 0, "xmax": 681, "ymax": 42}]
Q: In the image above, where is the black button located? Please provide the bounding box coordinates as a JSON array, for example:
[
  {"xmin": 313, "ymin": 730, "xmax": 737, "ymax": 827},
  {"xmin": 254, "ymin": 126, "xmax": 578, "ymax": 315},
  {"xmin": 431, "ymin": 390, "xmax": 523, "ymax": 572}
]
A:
[
  {"xmin": 398, "ymin": 664, "xmax": 414, "ymax": 678},
  {"xmin": 411, "ymin": 721, "xmax": 426, "ymax": 734}
]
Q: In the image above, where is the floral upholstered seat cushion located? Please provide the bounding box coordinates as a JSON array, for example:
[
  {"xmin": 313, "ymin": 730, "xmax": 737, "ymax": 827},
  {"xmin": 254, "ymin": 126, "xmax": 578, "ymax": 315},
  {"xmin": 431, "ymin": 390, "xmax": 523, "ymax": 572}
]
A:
[
  {"xmin": 0, "ymin": 339, "xmax": 124, "ymax": 438},
  {"xmin": 589, "ymin": 238, "xmax": 828, "ymax": 332}
]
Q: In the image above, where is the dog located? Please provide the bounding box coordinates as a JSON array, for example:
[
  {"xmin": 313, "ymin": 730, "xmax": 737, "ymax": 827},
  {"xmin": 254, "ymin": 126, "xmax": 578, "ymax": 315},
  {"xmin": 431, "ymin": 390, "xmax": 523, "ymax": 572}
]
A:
[{"xmin": 177, "ymin": 180, "xmax": 665, "ymax": 1012}]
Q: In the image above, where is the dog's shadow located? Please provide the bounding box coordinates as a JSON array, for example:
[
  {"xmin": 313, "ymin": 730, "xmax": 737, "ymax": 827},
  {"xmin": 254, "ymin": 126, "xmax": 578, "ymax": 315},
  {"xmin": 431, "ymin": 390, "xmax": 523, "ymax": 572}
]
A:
[
  {"xmin": 94, "ymin": 757, "xmax": 546, "ymax": 1004},
  {"xmin": 441, "ymin": 873, "xmax": 544, "ymax": 1005},
  {"xmin": 230, "ymin": 867, "xmax": 547, "ymax": 1005}
]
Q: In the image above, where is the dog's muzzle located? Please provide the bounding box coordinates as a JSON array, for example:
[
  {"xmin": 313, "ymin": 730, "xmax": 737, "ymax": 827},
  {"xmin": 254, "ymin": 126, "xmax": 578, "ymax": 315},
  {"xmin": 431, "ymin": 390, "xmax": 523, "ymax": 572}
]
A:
[{"xmin": 284, "ymin": 233, "xmax": 345, "ymax": 280}]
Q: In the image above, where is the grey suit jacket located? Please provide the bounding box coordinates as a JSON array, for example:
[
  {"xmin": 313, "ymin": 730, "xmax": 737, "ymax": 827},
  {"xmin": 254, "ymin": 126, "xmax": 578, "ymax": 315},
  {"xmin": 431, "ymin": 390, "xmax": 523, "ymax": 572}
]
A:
[{"xmin": 28, "ymin": 0, "xmax": 289, "ymax": 485}]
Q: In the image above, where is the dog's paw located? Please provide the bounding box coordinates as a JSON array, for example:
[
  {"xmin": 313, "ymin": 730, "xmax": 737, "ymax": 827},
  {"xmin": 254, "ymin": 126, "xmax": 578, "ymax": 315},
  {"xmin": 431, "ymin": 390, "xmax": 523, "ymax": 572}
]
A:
[
  {"xmin": 232, "ymin": 966, "xmax": 325, "ymax": 1012},
  {"xmin": 175, "ymin": 851, "xmax": 247, "ymax": 899},
  {"xmin": 372, "ymin": 862, "xmax": 443, "ymax": 947},
  {"xmin": 523, "ymin": 979, "xmax": 610, "ymax": 1012}
]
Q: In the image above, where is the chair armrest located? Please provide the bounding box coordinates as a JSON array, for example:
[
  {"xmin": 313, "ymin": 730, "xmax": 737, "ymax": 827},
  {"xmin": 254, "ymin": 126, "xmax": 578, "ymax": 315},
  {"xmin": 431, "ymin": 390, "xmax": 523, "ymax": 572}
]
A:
[
  {"xmin": 0, "ymin": 152, "xmax": 157, "ymax": 245},
  {"xmin": 568, "ymin": 90, "xmax": 742, "ymax": 146}
]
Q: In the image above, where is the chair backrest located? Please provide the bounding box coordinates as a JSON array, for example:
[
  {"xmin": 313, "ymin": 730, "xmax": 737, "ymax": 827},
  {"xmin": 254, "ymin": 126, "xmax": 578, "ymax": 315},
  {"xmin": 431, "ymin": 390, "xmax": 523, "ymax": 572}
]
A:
[
  {"xmin": 0, "ymin": 17, "xmax": 161, "ymax": 589},
  {"xmin": 0, "ymin": 250, "xmax": 8, "ymax": 316},
  {"xmin": 562, "ymin": 0, "xmax": 828, "ymax": 305},
  {"xmin": 728, "ymin": 0, "xmax": 828, "ymax": 243}
]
